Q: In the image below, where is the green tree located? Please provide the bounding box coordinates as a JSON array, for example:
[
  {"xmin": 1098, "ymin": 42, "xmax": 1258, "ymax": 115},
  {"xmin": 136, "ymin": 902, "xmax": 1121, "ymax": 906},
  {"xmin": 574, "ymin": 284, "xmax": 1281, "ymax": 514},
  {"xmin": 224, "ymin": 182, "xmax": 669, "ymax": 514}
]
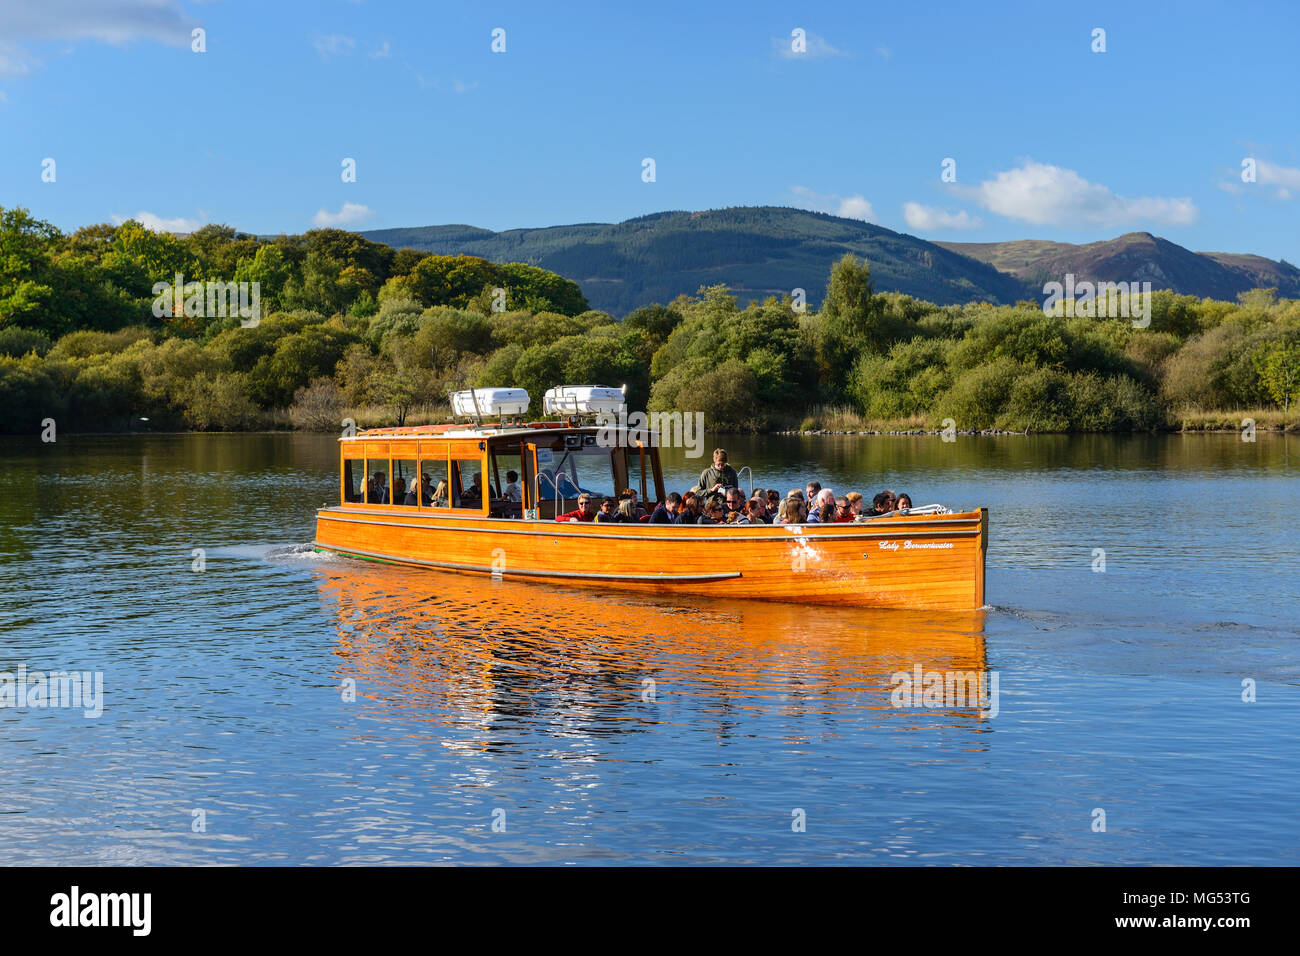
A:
[
  {"xmin": 234, "ymin": 245, "xmax": 294, "ymax": 312},
  {"xmin": 1255, "ymin": 341, "xmax": 1300, "ymax": 411},
  {"xmin": 819, "ymin": 253, "xmax": 885, "ymax": 389},
  {"xmin": 407, "ymin": 254, "xmax": 502, "ymax": 309},
  {"xmin": 624, "ymin": 304, "xmax": 683, "ymax": 345},
  {"xmin": 261, "ymin": 325, "xmax": 360, "ymax": 407},
  {"xmin": 182, "ymin": 371, "xmax": 259, "ymax": 430},
  {"xmin": 498, "ymin": 261, "xmax": 588, "ymax": 315},
  {"xmin": 0, "ymin": 207, "xmax": 60, "ymax": 328}
]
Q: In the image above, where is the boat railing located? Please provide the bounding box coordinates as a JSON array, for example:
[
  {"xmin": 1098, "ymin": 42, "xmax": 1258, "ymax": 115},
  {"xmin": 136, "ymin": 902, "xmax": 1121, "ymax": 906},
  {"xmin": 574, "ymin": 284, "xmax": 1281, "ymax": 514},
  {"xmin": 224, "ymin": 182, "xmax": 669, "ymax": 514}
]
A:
[
  {"xmin": 735, "ymin": 466, "xmax": 754, "ymax": 498},
  {"xmin": 855, "ymin": 503, "xmax": 952, "ymax": 520}
]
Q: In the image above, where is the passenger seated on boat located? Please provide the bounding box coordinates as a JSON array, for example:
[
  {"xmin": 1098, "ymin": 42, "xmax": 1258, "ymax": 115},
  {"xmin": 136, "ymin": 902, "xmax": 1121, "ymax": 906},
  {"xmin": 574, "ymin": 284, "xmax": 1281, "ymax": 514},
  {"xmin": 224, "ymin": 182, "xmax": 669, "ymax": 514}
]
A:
[
  {"xmin": 868, "ymin": 491, "xmax": 896, "ymax": 516},
  {"xmin": 895, "ymin": 493, "xmax": 913, "ymax": 512},
  {"xmin": 367, "ymin": 472, "xmax": 388, "ymax": 504},
  {"xmin": 432, "ymin": 480, "xmax": 449, "ymax": 507},
  {"xmin": 464, "ymin": 471, "xmax": 484, "ymax": 503},
  {"xmin": 833, "ymin": 496, "xmax": 855, "ymax": 522},
  {"xmin": 775, "ymin": 498, "xmax": 805, "ymax": 525},
  {"xmin": 807, "ymin": 489, "xmax": 836, "ymax": 523},
  {"xmin": 779, "ymin": 489, "xmax": 804, "ymax": 518},
  {"xmin": 805, "ymin": 481, "xmax": 822, "ymax": 504},
  {"xmin": 724, "ymin": 487, "xmax": 746, "ymax": 521},
  {"xmin": 555, "ymin": 493, "xmax": 597, "ymax": 522},
  {"xmin": 747, "ymin": 498, "xmax": 769, "ymax": 524},
  {"xmin": 619, "ymin": 488, "xmax": 649, "ymax": 519},
  {"xmin": 405, "ymin": 473, "xmax": 434, "ymax": 506},
  {"xmin": 727, "ymin": 500, "xmax": 753, "ymax": 524},
  {"xmin": 697, "ymin": 498, "xmax": 726, "ymax": 524},
  {"xmin": 845, "ymin": 491, "xmax": 864, "ymax": 517},
  {"xmin": 504, "ymin": 470, "xmax": 522, "ymax": 503},
  {"xmin": 765, "ymin": 489, "xmax": 781, "ymax": 516},
  {"xmin": 680, "ymin": 492, "xmax": 702, "ymax": 523},
  {"xmin": 594, "ymin": 497, "xmax": 621, "ymax": 523},
  {"xmin": 694, "ymin": 447, "xmax": 740, "ymax": 495},
  {"xmin": 392, "ymin": 477, "xmax": 407, "ymax": 505},
  {"xmin": 649, "ymin": 492, "xmax": 682, "ymax": 524},
  {"xmin": 617, "ymin": 498, "xmax": 639, "ymax": 522}
]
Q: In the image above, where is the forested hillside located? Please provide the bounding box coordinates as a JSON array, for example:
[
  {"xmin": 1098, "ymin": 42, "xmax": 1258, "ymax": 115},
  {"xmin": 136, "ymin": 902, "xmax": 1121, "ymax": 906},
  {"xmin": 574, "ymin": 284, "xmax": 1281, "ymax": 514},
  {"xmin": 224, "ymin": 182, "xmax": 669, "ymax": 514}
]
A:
[{"xmin": 2, "ymin": 206, "xmax": 1297, "ymax": 435}]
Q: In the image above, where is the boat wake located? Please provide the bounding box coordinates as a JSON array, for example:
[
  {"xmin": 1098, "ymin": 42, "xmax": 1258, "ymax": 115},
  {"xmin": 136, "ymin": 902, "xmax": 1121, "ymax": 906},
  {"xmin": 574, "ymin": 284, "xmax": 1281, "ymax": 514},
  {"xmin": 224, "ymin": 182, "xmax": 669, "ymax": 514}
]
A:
[{"xmin": 207, "ymin": 543, "xmax": 340, "ymax": 564}]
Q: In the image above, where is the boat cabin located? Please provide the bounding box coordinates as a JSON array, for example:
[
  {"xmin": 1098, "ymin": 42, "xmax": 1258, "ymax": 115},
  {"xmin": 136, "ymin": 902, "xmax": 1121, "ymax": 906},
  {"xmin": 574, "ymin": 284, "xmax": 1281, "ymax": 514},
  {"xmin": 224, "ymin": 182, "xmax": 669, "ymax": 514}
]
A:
[{"xmin": 338, "ymin": 387, "xmax": 665, "ymax": 520}]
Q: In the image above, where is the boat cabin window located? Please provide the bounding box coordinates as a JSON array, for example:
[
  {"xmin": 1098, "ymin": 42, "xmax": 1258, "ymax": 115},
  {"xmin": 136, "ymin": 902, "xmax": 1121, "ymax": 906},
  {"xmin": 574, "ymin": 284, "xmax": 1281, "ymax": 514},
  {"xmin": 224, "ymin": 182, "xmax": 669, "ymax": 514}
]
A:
[
  {"xmin": 536, "ymin": 440, "xmax": 616, "ymax": 504},
  {"xmin": 450, "ymin": 457, "xmax": 486, "ymax": 510},
  {"xmin": 419, "ymin": 455, "xmax": 448, "ymax": 508},
  {"xmin": 488, "ymin": 445, "xmax": 524, "ymax": 518},
  {"xmin": 342, "ymin": 456, "xmax": 364, "ymax": 503},
  {"xmin": 365, "ymin": 458, "xmax": 391, "ymax": 504},
  {"xmin": 392, "ymin": 458, "xmax": 418, "ymax": 506}
]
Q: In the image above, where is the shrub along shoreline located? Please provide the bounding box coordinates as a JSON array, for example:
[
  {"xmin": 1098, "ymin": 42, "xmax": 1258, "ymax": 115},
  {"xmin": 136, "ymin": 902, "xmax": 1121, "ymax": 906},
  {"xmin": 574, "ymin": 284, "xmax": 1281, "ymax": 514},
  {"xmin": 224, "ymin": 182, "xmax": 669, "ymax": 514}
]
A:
[{"xmin": 1, "ymin": 207, "xmax": 1298, "ymax": 436}]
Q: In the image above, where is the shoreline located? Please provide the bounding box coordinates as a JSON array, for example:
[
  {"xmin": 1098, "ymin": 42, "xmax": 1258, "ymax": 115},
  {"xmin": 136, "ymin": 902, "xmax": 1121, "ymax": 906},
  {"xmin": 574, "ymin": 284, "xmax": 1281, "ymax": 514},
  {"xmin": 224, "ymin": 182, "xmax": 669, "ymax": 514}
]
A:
[{"xmin": 8, "ymin": 422, "xmax": 1295, "ymax": 438}]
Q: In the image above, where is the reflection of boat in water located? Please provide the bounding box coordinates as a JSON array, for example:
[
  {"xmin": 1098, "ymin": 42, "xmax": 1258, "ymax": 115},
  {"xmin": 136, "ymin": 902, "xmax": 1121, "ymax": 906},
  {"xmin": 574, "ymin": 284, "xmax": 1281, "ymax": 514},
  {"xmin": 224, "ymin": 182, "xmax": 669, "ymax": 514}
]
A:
[
  {"xmin": 314, "ymin": 388, "xmax": 989, "ymax": 611},
  {"xmin": 315, "ymin": 561, "xmax": 993, "ymax": 733}
]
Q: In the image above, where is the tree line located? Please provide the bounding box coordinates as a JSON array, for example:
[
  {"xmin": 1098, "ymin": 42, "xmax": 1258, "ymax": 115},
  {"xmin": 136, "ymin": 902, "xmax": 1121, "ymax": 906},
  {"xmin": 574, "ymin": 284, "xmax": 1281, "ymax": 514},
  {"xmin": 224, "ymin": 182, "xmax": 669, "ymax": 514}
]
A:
[{"xmin": 1, "ymin": 206, "xmax": 1297, "ymax": 434}]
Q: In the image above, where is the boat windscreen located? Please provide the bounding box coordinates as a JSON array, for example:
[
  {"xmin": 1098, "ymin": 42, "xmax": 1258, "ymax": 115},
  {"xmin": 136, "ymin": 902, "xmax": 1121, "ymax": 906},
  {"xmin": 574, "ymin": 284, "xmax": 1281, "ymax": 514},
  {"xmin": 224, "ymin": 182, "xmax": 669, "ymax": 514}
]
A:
[{"xmin": 540, "ymin": 446, "xmax": 615, "ymax": 500}]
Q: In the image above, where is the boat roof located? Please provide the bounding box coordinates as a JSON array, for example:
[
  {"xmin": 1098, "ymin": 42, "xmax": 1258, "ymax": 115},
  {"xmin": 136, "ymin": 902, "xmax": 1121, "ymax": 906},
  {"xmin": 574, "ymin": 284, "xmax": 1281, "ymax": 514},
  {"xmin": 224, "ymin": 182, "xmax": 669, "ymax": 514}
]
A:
[{"xmin": 344, "ymin": 421, "xmax": 626, "ymax": 442}]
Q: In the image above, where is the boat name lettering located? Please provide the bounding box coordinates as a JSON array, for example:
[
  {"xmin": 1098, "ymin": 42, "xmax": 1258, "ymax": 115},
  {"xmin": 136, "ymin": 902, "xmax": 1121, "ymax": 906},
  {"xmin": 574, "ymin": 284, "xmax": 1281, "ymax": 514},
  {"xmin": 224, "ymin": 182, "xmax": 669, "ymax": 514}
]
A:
[{"xmin": 878, "ymin": 540, "xmax": 955, "ymax": 552}]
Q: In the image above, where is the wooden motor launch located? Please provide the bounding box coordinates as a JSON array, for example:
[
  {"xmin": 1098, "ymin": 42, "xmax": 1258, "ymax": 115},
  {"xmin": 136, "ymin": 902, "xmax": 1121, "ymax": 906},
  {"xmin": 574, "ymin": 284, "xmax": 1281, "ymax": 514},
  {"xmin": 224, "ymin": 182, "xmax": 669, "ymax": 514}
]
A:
[{"xmin": 313, "ymin": 386, "xmax": 989, "ymax": 611}]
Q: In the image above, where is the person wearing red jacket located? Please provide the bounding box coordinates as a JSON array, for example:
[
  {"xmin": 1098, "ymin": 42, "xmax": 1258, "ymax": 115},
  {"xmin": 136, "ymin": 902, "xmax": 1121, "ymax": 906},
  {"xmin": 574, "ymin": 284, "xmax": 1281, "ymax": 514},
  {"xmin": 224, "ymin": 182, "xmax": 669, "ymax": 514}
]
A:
[{"xmin": 555, "ymin": 493, "xmax": 597, "ymax": 522}]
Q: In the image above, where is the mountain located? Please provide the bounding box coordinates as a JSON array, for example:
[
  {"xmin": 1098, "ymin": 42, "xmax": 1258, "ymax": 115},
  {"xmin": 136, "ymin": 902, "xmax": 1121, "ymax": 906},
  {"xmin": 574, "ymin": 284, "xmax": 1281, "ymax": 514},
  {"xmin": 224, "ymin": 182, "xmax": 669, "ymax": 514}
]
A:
[
  {"xmin": 362, "ymin": 207, "xmax": 1027, "ymax": 314},
  {"xmin": 361, "ymin": 211, "xmax": 1300, "ymax": 314},
  {"xmin": 936, "ymin": 233, "xmax": 1300, "ymax": 301}
]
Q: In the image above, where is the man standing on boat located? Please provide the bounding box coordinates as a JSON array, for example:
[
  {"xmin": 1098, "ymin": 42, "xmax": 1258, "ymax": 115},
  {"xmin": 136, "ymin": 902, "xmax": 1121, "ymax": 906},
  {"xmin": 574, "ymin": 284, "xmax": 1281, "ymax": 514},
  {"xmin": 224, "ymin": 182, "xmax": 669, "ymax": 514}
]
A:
[{"xmin": 694, "ymin": 448, "xmax": 740, "ymax": 495}]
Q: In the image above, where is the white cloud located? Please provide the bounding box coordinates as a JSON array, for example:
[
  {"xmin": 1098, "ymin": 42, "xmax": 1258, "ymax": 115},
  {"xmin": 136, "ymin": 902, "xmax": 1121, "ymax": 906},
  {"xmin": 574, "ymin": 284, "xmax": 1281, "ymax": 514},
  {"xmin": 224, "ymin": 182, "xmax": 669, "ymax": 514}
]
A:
[
  {"xmin": 0, "ymin": 1, "xmax": 194, "ymax": 73},
  {"xmin": 313, "ymin": 34, "xmax": 355, "ymax": 59},
  {"xmin": 0, "ymin": 90, "xmax": 7, "ymax": 103},
  {"xmin": 1219, "ymin": 160, "xmax": 1300, "ymax": 200},
  {"xmin": 964, "ymin": 161, "xmax": 1198, "ymax": 228},
  {"xmin": 451, "ymin": 78, "xmax": 477, "ymax": 94},
  {"xmin": 774, "ymin": 32, "xmax": 845, "ymax": 60},
  {"xmin": 902, "ymin": 202, "xmax": 982, "ymax": 231},
  {"xmin": 1257, "ymin": 160, "xmax": 1300, "ymax": 194},
  {"xmin": 791, "ymin": 186, "xmax": 875, "ymax": 222},
  {"xmin": 312, "ymin": 203, "xmax": 373, "ymax": 228},
  {"xmin": 111, "ymin": 211, "xmax": 206, "ymax": 233},
  {"xmin": 836, "ymin": 195, "xmax": 874, "ymax": 220},
  {"xmin": 369, "ymin": 40, "xmax": 391, "ymax": 59}
]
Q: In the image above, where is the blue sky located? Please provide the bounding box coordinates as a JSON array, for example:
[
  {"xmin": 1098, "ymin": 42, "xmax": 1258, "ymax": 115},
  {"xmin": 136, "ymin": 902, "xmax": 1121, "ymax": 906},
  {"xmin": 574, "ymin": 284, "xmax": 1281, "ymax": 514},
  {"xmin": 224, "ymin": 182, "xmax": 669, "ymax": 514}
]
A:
[{"xmin": 2, "ymin": 0, "xmax": 1298, "ymax": 262}]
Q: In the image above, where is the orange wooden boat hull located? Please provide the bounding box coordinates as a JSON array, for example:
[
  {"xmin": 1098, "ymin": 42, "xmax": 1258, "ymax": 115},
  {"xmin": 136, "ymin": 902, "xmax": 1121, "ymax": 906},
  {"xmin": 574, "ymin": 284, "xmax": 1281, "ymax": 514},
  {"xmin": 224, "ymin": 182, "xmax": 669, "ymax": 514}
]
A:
[{"xmin": 314, "ymin": 507, "xmax": 988, "ymax": 611}]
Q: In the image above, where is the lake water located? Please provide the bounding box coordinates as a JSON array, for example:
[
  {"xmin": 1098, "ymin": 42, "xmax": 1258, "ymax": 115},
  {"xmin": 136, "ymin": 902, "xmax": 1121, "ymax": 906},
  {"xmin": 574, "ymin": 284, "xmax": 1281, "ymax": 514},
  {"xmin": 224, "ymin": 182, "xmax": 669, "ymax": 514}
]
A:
[{"xmin": 1, "ymin": 431, "xmax": 1296, "ymax": 865}]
